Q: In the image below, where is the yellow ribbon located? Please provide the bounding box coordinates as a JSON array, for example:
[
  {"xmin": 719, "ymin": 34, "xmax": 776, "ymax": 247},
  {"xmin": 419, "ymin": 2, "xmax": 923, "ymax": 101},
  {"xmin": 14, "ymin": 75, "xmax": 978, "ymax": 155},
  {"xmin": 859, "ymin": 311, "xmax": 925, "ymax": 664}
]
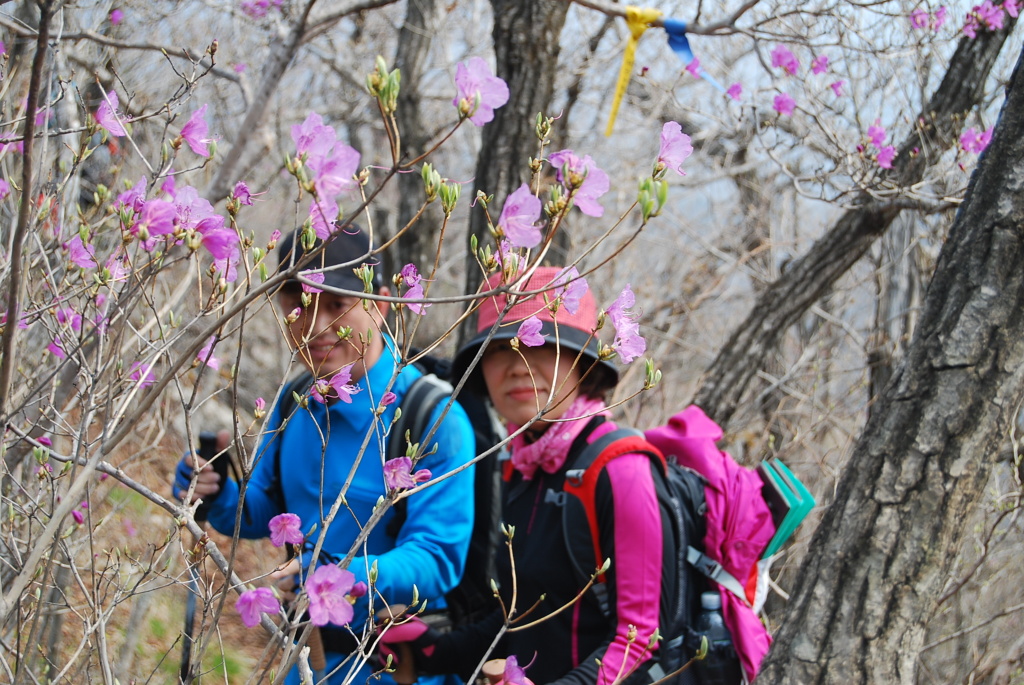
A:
[{"xmin": 605, "ymin": 6, "xmax": 663, "ymax": 137}]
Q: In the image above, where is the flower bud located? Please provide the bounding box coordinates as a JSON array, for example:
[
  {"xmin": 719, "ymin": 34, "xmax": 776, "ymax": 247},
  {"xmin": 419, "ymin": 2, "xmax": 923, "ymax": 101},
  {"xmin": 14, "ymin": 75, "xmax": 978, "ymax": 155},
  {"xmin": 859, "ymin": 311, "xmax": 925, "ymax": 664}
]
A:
[
  {"xmin": 439, "ymin": 182, "xmax": 461, "ymax": 216},
  {"xmin": 285, "ymin": 307, "xmax": 301, "ymax": 325}
]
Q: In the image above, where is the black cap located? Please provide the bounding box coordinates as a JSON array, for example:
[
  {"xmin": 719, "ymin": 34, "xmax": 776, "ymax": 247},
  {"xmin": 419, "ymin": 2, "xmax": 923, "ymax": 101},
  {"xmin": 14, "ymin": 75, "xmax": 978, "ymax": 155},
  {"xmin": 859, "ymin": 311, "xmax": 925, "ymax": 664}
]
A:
[{"xmin": 276, "ymin": 225, "xmax": 383, "ymax": 292}]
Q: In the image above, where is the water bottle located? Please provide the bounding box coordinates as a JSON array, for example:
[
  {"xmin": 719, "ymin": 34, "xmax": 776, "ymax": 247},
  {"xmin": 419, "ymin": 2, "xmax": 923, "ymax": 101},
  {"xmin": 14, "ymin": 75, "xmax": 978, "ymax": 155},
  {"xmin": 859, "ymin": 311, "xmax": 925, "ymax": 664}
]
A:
[{"xmin": 692, "ymin": 591, "xmax": 744, "ymax": 685}]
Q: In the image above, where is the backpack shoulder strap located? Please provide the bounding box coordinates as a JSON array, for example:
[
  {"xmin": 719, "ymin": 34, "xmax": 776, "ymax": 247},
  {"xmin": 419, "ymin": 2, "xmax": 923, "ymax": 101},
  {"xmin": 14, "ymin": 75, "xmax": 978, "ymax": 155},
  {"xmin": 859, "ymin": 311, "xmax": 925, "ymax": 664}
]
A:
[
  {"xmin": 387, "ymin": 372, "xmax": 453, "ymax": 462},
  {"xmin": 385, "ymin": 371, "xmax": 453, "ymax": 537},
  {"xmin": 268, "ymin": 371, "xmax": 313, "ymax": 513},
  {"xmin": 562, "ymin": 428, "xmax": 667, "ymax": 587}
]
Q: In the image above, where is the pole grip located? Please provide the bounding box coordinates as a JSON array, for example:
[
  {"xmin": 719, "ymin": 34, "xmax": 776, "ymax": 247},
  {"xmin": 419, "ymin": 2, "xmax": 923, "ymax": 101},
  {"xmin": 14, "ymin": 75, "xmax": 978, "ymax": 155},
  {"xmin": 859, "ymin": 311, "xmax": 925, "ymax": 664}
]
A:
[{"xmin": 193, "ymin": 431, "xmax": 223, "ymax": 522}]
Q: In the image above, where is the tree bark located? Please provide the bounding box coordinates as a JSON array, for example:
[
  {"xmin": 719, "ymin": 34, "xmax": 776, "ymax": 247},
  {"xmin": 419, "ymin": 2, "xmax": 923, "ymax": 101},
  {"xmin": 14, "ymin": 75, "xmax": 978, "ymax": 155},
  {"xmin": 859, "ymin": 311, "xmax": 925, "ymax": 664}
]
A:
[
  {"xmin": 692, "ymin": 23, "xmax": 1016, "ymax": 428},
  {"xmin": 758, "ymin": 44, "xmax": 1024, "ymax": 685},
  {"xmin": 460, "ymin": 0, "xmax": 569, "ymax": 342},
  {"xmin": 389, "ymin": 0, "xmax": 443, "ymax": 279}
]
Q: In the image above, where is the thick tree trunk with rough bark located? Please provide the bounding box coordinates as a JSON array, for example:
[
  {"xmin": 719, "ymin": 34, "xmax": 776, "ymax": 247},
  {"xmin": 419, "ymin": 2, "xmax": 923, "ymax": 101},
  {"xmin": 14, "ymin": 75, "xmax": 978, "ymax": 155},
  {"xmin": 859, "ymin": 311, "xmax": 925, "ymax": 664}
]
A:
[
  {"xmin": 758, "ymin": 45, "xmax": 1024, "ymax": 685},
  {"xmin": 390, "ymin": 0, "xmax": 443, "ymax": 278},
  {"xmin": 460, "ymin": 0, "xmax": 568, "ymax": 339},
  {"xmin": 692, "ymin": 23, "xmax": 1015, "ymax": 428}
]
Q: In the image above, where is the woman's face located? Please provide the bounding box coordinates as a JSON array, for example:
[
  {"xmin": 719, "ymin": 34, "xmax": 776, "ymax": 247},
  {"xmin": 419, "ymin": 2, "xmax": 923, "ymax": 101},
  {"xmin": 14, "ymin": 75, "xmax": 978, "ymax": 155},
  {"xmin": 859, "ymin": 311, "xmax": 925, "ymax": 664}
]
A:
[{"xmin": 481, "ymin": 341, "xmax": 583, "ymax": 427}]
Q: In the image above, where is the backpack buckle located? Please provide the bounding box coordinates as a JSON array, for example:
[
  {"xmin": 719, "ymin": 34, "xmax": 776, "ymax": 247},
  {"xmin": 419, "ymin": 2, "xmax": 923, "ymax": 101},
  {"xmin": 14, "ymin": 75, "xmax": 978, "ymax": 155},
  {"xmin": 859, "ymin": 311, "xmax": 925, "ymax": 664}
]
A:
[
  {"xmin": 544, "ymin": 489, "xmax": 566, "ymax": 506},
  {"xmin": 565, "ymin": 468, "xmax": 585, "ymax": 487}
]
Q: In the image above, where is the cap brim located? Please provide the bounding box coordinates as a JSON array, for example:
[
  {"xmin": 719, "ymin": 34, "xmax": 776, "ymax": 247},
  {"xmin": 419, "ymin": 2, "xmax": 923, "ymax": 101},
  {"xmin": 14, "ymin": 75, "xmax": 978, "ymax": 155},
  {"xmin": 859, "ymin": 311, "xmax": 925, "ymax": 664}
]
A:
[{"xmin": 450, "ymin": 319, "xmax": 619, "ymax": 396}]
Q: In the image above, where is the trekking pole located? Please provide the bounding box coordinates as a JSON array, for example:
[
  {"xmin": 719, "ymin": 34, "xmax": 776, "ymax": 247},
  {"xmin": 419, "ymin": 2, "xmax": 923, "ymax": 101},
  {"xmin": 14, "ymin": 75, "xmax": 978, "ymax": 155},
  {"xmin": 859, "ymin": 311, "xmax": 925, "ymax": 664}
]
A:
[{"xmin": 180, "ymin": 431, "xmax": 225, "ymax": 684}]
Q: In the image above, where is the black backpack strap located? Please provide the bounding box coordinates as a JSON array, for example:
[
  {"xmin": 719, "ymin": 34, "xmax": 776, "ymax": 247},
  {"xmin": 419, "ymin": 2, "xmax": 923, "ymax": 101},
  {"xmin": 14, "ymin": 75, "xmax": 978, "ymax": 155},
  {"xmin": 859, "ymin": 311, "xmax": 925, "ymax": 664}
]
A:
[
  {"xmin": 265, "ymin": 371, "xmax": 313, "ymax": 514},
  {"xmin": 386, "ymin": 373, "xmax": 454, "ymax": 462},
  {"xmin": 384, "ymin": 372, "xmax": 453, "ymax": 537}
]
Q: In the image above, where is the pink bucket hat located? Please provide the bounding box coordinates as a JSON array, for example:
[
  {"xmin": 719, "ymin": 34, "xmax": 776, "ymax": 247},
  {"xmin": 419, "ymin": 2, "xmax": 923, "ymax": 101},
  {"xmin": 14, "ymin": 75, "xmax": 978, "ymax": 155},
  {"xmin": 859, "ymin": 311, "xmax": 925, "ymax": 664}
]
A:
[{"xmin": 450, "ymin": 267, "xmax": 619, "ymax": 393}]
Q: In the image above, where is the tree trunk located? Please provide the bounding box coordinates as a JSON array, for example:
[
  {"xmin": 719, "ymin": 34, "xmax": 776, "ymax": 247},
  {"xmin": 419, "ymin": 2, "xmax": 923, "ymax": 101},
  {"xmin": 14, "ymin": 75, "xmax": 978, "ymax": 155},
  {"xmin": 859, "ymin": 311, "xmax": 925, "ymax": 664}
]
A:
[
  {"xmin": 692, "ymin": 23, "xmax": 1015, "ymax": 428},
  {"xmin": 758, "ymin": 44, "xmax": 1024, "ymax": 685},
  {"xmin": 389, "ymin": 0, "xmax": 443, "ymax": 280},
  {"xmin": 460, "ymin": 0, "xmax": 568, "ymax": 342}
]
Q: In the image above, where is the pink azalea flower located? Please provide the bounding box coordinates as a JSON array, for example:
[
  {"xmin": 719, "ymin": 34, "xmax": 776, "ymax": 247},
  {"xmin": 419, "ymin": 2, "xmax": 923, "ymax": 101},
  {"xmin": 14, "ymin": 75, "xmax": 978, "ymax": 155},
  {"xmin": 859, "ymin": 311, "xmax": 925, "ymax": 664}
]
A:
[
  {"xmin": 770, "ymin": 45, "xmax": 800, "ymax": 76},
  {"xmin": 657, "ymin": 121, "xmax": 693, "ymax": 176},
  {"xmin": 516, "ymin": 316, "xmax": 546, "ymax": 347},
  {"xmin": 110, "ymin": 8, "xmax": 124, "ymax": 24},
  {"xmin": 504, "ymin": 655, "xmax": 529, "ymax": 685},
  {"xmin": 0, "ymin": 178, "xmax": 9, "ymax": 200},
  {"xmin": 496, "ymin": 239, "xmax": 522, "ymax": 277},
  {"xmin": 129, "ymin": 362, "xmax": 155, "ymax": 388},
  {"xmin": 685, "ymin": 57, "xmax": 701, "ymax": 78},
  {"xmin": 773, "ymin": 93, "xmax": 796, "ymax": 116},
  {"xmin": 867, "ymin": 119, "xmax": 887, "ymax": 147},
  {"xmin": 384, "ymin": 456, "xmax": 433, "ymax": 490},
  {"xmin": 311, "ymin": 365, "xmax": 360, "ymax": 404},
  {"xmin": 195, "ymin": 215, "xmax": 238, "ymax": 261},
  {"xmin": 131, "ymin": 198, "xmax": 176, "ymax": 239},
  {"xmin": 0, "ymin": 41, "xmax": 5, "ymax": 56},
  {"xmin": 309, "ymin": 198, "xmax": 340, "ymax": 240},
  {"xmin": 553, "ymin": 266, "xmax": 589, "ymax": 315},
  {"xmin": 400, "ymin": 263, "xmax": 422, "ymax": 288},
  {"xmin": 197, "ymin": 336, "xmax": 220, "ymax": 370},
  {"xmin": 56, "ymin": 307, "xmax": 83, "ymax": 332},
  {"xmin": 180, "ymin": 104, "xmax": 215, "ymax": 157},
  {"xmin": 404, "ymin": 280, "xmax": 431, "ymax": 315},
  {"xmin": 976, "ymin": 1, "xmax": 1005, "ymax": 29},
  {"xmin": 173, "ymin": 185, "xmax": 217, "ymax": 230},
  {"xmin": 234, "ymin": 63, "xmax": 247, "ymax": 73},
  {"xmin": 307, "ymin": 143, "xmax": 360, "ymax": 198},
  {"xmin": 268, "ymin": 513, "xmax": 304, "ymax": 547},
  {"xmin": 292, "ymin": 112, "xmax": 336, "ymax": 158},
  {"xmin": 95, "ymin": 90, "xmax": 128, "ymax": 138},
  {"xmin": 876, "ymin": 145, "xmax": 897, "ymax": 169},
  {"xmin": 381, "ymin": 391, "xmax": 397, "ymax": 406},
  {"xmin": 934, "ymin": 6, "xmax": 949, "ymax": 26},
  {"xmin": 910, "ymin": 8, "xmax": 929, "ymax": 27},
  {"xmin": 452, "ymin": 57, "xmax": 510, "ymax": 126},
  {"xmin": 255, "ymin": 397, "xmax": 266, "ymax": 414},
  {"xmin": 306, "ymin": 564, "xmax": 356, "ymax": 627},
  {"xmin": 117, "ymin": 176, "xmax": 147, "ymax": 212},
  {"xmin": 963, "ymin": 13, "xmax": 979, "ymax": 37},
  {"xmin": 811, "ymin": 54, "xmax": 829, "ymax": 75},
  {"xmin": 830, "ymin": 80, "xmax": 846, "ymax": 97},
  {"xmin": 236, "ymin": 587, "xmax": 281, "ymax": 628},
  {"xmin": 606, "ymin": 285, "xmax": 646, "ymax": 364},
  {"xmin": 72, "ymin": 509, "xmax": 84, "ymax": 525},
  {"xmin": 978, "ymin": 126, "xmax": 994, "ymax": 150},
  {"xmin": 1003, "ymin": 1, "xmax": 1019, "ymax": 18},
  {"xmin": 48, "ymin": 336, "xmax": 66, "ymax": 359},
  {"xmin": 214, "ymin": 245, "xmax": 240, "ymax": 283},
  {"xmin": 350, "ymin": 581, "xmax": 368, "ymax": 598},
  {"xmin": 547, "ymin": 150, "xmax": 610, "ymax": 218},
  {"xmin": 497, "ymin": 184, "xmax": 543, "ymax": 248},
  {"xmin": 960, "ymin": 126, "xmax": 993, "ymax": 153},
  {"xmin": 232, "ymin": 181, "xmax": 264, "ymax": 205},
  {"xmin": 300, "ymin": 270, "xmax": 325, "ymax": 294},
  {"xmin": 726, "ymin": 83, "xmax": 743, "ymax": 101},
  {"xmin": 65, "ymin": 235, "xmax": 96, "ymax": 268},
  {"xmin": 105, "ymin": 253, "xmax": 131, "ymax": 282}
]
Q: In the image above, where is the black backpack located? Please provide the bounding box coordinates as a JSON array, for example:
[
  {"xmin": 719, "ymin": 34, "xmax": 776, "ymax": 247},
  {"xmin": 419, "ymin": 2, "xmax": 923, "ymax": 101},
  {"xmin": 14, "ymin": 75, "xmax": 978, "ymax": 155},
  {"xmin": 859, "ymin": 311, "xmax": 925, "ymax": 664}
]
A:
[{"xmin": 265, "ymin": 356, "xmax": 506, "ymax": 626}]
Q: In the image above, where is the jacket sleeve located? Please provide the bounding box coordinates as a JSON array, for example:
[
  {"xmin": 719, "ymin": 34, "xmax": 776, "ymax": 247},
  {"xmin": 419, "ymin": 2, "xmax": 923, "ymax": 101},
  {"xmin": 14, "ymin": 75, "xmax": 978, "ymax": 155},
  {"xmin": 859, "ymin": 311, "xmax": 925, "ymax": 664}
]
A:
[
  {"xmin": 205, "ymin": 392, "xmax": 290, "ymax": 539},
  {"xmin": 348, "ymin": 397, "xmax": 477, "ymax": 618},
  {"xmin": 551, "ymin": 452, "xmax": 665, "ymax": 685}
]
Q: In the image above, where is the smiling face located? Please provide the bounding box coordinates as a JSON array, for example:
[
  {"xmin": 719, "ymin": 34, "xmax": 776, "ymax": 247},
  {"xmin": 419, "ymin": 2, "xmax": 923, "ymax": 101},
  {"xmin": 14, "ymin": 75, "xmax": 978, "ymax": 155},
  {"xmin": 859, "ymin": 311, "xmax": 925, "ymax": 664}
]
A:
[
  {"xmin": 480, "ymin": 340, "xmax": 583, "ymax": 428},
  {"xmin": 278, "ymin": 284, "xmax": 390, "ymax": 380}
]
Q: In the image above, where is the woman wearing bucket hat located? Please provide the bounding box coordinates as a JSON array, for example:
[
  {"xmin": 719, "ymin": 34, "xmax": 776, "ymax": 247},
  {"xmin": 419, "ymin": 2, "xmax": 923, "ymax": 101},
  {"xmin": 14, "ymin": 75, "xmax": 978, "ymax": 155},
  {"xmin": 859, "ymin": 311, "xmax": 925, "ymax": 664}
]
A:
[{"xmin": 378, "ymin": 267, "xmax": 670, "ymax": 685}]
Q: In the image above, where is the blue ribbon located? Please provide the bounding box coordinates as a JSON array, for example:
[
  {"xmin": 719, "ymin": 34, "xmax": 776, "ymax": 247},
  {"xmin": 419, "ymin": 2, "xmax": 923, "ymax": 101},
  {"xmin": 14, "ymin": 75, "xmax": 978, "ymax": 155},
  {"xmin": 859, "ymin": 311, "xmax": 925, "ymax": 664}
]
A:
[{"xmin": 663, "ymin": 17, "xmax": 726, "ymax": 93}]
